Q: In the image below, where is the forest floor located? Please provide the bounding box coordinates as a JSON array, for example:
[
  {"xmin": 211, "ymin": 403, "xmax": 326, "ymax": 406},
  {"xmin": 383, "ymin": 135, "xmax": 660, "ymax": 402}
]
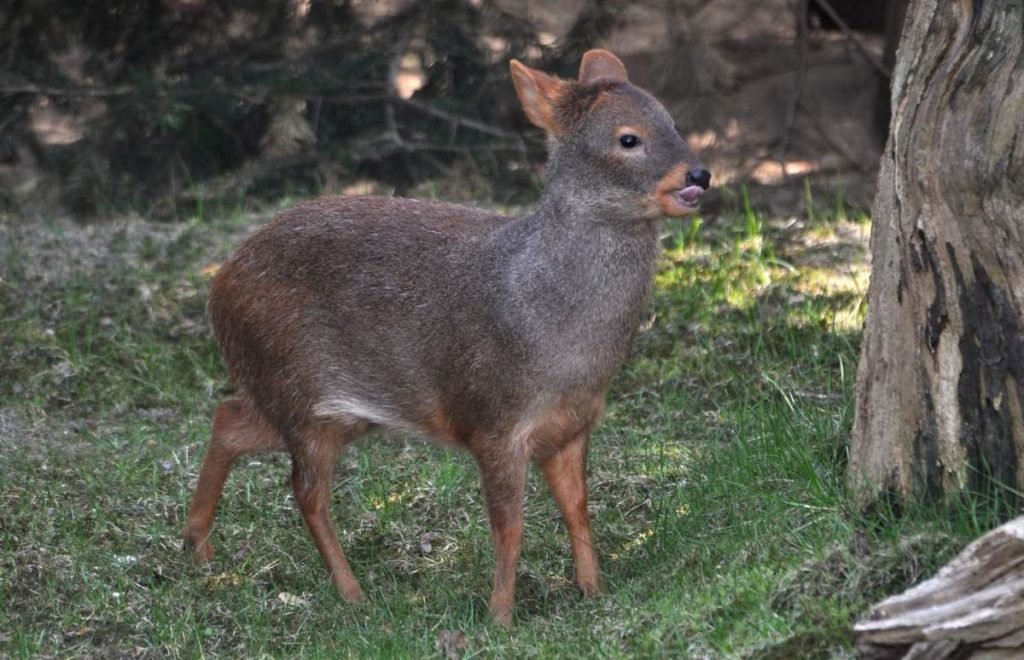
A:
[{"xmin": 0, "ymin": 190, "xmax": 1001, "ymax": 658}]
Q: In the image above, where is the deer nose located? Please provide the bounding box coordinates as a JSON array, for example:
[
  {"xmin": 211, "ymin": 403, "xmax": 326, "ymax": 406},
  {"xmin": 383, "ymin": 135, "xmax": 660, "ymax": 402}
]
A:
[{"xmin": 686, "ymin": 168, "xmax": 711, "ymax": 190}]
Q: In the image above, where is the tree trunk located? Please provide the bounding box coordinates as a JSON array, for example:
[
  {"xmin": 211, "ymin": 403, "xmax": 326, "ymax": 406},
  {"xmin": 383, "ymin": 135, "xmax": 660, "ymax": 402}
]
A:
[{"xmin": 849, "ymin": 0, "xmax": 1024, "ymax": 506}]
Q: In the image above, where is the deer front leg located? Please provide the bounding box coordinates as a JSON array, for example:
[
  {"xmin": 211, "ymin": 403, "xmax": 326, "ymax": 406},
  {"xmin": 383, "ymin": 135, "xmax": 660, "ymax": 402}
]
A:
[
  {"xmin": 476, "ymin": 449, "xmax": 529, "ymax": 626},
  {"xmin": 539, "ymin": 433, "xmax": 604, "ymax": 597}
]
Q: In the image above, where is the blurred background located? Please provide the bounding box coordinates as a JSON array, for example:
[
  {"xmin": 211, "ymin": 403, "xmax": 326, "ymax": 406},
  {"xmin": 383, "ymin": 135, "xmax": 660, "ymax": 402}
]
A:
[{"xmin": 0, "ymin": 0, "xmax": 905, "ymax": 221}]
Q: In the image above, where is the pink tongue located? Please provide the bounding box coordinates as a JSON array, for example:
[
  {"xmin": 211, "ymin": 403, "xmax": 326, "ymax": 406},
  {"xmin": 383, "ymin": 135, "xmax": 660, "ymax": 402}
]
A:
[{"xmin": 680, "ymin": 185, "xmax": 703, "ymax": 204}]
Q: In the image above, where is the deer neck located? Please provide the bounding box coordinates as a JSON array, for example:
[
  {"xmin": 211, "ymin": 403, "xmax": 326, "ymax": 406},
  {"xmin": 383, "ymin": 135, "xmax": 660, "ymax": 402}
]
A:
[{"xmin": 489, "ymin": 186, "xmax": 662, "ymax": 386}]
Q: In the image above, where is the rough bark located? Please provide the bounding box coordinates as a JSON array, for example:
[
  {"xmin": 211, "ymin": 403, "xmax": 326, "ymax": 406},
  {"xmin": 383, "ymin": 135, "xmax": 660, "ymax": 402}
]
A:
[
  {"xmin": 849, "ymin": 0, "xmax": 1024, "ymax": 506},
  {"xmin": 855, "ymin": 516, "xmax": 1024, "ymax": 659}
]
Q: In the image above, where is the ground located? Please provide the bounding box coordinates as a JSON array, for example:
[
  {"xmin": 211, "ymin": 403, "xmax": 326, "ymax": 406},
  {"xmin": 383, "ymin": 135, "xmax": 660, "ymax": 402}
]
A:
[{"xmin": 0, "ymin": 190, "xmax": 991, "ymax": 657}]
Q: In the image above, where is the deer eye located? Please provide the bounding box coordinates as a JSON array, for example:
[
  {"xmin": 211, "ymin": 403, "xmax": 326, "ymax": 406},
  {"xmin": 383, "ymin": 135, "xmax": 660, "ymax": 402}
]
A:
[{"xmin": 619, "ymin": 134, "xmax": 640, "ymax": 149}]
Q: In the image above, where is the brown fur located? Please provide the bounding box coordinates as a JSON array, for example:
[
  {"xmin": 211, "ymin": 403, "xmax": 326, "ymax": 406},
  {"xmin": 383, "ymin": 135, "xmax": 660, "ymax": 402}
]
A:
[
  {"xmin": 579, "ymin": 49, "xmax": 629, "ymax": 84},
  {"xmin": 510, "ymin": 60, "xmax": 568, "ymax": 134},
  {"xmin": 183, "ymin": 50, "xmax": 709, "ymax": 626},
  {"xmin": 657, "ymin": 163, "xmax": 694, "ymax": 215}
]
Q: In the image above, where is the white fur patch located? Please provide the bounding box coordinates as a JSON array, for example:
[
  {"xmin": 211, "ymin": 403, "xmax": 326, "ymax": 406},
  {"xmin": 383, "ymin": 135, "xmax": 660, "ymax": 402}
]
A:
[
  {"xmin": 508, "ymin": 410, "xmax": 543, "ymax": 464},
  {"xmin": 312, "ymin": 395, "xmax": 403, "ymax": 428}
]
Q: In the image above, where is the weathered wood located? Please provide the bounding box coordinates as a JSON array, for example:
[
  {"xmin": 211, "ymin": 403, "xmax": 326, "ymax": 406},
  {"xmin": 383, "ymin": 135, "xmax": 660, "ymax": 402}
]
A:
[
  {"xmin": 849, "ymin": 0, "xmax": 1024, "ymax": 504},
  {"xmin": 856, "ymin": 517, "xmax": 1024, "ymax": 658}
]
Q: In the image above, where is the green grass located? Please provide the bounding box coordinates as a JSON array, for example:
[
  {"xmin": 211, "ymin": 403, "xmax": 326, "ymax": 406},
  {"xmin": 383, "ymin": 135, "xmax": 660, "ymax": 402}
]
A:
[{"xmin": 0, "ymin": 197, "xmax": 996, "ymax": 657}]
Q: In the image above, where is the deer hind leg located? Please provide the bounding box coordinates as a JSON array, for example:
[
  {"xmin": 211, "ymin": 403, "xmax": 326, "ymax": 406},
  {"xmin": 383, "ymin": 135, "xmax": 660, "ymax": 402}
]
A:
[
  {"xmin": 184, "ymin": 397, "xmax": 286, "ymax": 563},
  {"xmin": 290, "ymin": 420, "xmax": 366, "ymax": 603},
  {"xmin": 475, "ymin": 441, "xmax": 530, "ymax": 627},
  {"xmin": 538, "ymin": 433, "xmax": 604, "ymax": 597}
]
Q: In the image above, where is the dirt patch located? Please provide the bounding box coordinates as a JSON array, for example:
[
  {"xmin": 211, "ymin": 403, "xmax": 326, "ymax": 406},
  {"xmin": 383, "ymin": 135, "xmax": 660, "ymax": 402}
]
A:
[
  {"xmin": 0, "ymin": 213, "xmax": 265, "ymax": 287},
  {"xmin": 0, "ymin": 406, "xmax": 93, "ymax": 459}
]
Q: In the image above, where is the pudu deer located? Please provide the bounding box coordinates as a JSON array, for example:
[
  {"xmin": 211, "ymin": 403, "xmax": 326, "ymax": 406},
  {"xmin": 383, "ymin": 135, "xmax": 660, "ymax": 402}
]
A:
[{"xmin": 183, "ymin": 49, "xmax": 710, "ymax": 625}]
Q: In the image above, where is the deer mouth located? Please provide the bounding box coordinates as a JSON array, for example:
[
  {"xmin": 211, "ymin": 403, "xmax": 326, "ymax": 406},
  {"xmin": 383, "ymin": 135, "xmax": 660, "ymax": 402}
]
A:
[{"xmin": 658, "ymin": 184, "xmax": 704, "ymax": 216}]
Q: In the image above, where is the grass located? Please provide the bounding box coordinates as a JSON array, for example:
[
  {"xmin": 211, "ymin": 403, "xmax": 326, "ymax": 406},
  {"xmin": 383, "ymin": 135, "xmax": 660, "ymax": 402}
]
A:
[{"xmin": 0, "ymin": 193, "xmax": 998, "ymax": 657}]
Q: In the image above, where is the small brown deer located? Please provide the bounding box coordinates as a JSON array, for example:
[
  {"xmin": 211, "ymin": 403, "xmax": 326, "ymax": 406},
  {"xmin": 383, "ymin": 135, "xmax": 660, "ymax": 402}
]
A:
[{"xmin": 183, "ymin": 49, "xmax": 709, "ymax": 625}]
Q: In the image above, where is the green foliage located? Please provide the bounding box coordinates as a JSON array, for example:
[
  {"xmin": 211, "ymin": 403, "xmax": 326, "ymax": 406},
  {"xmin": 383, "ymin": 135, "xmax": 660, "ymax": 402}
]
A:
[
  {"xmin": 0, "ymin": 197, "xmax": 1001, "ymax": 657},
  {"xmin": 1, "ymin": 0, "xmax": 574, "ymax": 217}
]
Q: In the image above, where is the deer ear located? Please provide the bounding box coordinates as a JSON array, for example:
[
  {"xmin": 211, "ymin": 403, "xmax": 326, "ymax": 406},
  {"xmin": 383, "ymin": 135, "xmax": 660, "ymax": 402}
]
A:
[
  {"xmin": 578, "ymin": 49, "xmax": 628, "ymax": 84},
  {"xmin": 510, "ymin": 59, "xmax": 569, "ymax": 134}
]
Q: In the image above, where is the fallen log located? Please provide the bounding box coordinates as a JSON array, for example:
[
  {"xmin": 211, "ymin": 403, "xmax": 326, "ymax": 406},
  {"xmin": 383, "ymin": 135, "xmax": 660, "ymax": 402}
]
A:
[{"xmin": 855, "ymin": 516, "xmax": 1024, "ymax": 659}]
